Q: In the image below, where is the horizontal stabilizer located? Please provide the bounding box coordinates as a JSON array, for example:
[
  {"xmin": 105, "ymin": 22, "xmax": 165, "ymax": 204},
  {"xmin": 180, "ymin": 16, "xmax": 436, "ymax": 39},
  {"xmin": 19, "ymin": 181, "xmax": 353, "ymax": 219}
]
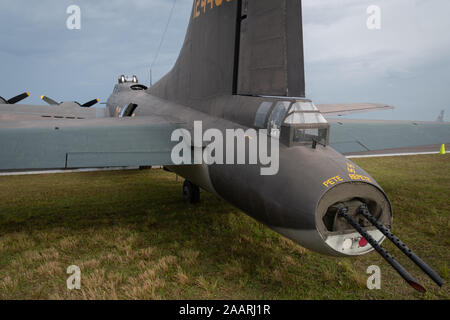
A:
[
  {"xmin": 317, "ymin": 103, "xmax": 394, "ymax": 116},
  {"xmin": 0, "ymin": 103, "xmax": 107, "ymax": 121},
  {"xmin": 329, "ymin": 119, "xmax": 450, "ymax": 155},
  {"xmin": 0, "ymin": 116, "xmax": 183, "ymax": 171}
]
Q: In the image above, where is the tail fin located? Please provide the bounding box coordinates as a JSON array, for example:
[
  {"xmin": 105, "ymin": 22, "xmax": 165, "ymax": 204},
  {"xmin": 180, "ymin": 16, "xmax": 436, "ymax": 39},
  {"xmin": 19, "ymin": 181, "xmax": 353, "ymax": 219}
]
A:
[
  {"xmin": 149, "ymin": 0, "xmax": 305, "ymax": 106},
  {"xmin": 436, "ymin": 110, "xmax": 445, "ymax": 122}
]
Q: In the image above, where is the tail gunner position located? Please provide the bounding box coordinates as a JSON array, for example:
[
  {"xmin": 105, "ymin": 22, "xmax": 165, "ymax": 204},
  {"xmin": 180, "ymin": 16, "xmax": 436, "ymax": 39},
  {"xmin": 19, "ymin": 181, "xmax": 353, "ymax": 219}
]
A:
[{"xmin": 105, "ymin": 0, "xmax": 444, "ymax": 291}]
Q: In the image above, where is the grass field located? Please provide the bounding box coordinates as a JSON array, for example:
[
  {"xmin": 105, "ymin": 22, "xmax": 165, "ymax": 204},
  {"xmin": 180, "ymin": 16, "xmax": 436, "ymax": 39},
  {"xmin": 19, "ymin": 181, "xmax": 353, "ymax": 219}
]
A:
[{"xmin": 0, "ymin": 155, "xmax": 448, "ymax": 300}]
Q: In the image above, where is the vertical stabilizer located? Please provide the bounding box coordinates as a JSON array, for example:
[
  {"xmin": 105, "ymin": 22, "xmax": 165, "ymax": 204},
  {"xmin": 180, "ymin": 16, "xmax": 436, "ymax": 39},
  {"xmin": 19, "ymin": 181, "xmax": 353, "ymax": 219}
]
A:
[
  {"xmin": 436, "ymin": 110, "xmax": 445, "ymax": 122},
  {"xmin": 149, "ymin": 0, "xmax": 305, "ymax": 107}
]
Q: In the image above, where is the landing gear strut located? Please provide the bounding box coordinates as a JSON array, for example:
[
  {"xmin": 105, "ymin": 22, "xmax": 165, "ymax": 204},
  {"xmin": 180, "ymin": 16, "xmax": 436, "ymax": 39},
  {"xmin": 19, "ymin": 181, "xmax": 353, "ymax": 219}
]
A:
[{"xmin": 183, "ymin": 180, "xmax": 200, "ymax": 203}]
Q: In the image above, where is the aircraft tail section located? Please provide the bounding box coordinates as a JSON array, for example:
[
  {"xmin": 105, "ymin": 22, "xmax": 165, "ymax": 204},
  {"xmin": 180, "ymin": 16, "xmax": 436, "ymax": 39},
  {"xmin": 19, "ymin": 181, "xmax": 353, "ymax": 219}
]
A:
[
  {"xmin": 437, "ymin": 110, "xmax": 445, "ymax": 122},
  {"xmin": 149, "ymin": 0, "xmax": 305, "ymax": 107}
]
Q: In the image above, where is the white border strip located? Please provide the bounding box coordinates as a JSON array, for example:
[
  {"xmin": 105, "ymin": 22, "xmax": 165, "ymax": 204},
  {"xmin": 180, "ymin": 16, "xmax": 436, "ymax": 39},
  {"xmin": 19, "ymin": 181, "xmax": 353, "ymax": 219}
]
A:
[
  {"xmin": 346, "ymin": 151, "xmax": 441, "ymax": 159},
  {"xmin": 0, "ymin": 167, "xmax": 140, "ymax": 176}
]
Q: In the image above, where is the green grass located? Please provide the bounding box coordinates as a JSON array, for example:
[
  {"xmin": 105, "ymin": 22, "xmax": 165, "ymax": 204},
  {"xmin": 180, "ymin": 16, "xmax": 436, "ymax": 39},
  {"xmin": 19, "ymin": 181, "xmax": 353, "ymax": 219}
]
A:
[{"xmin": 0, "ymin": 155, "xmax": 448, "ymax": 300}]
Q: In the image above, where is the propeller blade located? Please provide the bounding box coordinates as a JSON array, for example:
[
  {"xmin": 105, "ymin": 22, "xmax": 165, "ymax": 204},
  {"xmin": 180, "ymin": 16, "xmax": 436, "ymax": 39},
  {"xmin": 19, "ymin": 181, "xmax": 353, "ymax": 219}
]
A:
[
  {"xmin": 82, "ymin": 98, "xmax": 99, "ymax": 108},
  {"xmin": 6, "ymin": 92, "xmax": 30, "ymax": 104},
  {"xmin": 41, "ymin": 95, "xmax": 59, "ymax": 106}
]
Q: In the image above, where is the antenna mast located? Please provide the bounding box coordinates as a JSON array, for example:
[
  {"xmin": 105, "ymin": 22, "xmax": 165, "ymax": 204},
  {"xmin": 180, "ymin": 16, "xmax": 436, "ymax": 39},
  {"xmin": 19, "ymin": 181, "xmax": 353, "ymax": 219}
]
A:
[{"xmin": 149, "ymin": 68, "xmax": 153, "ymax": 86}]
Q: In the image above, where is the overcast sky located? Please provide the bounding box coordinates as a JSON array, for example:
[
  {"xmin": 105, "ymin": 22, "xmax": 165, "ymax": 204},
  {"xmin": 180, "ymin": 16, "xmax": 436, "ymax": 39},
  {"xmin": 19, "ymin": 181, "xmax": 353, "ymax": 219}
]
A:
[{"xmin": 0, "ymin": 0, "xmax": 448, "ymax": 121}]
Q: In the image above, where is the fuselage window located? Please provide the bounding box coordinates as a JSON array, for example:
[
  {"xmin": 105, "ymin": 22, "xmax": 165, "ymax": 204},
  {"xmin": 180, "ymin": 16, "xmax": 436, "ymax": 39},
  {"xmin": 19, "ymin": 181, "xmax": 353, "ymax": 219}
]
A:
[{"xmin": 119, "ymin": 103, "xmax": 138, "ymax": 118}]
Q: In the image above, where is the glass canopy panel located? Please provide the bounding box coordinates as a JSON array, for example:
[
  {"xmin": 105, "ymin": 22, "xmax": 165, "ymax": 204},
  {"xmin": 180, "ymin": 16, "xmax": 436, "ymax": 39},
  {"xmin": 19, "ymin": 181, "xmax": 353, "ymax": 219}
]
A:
[
  {"xmin": 290, "ymin": 101, "xmax": 318, "ymax": 112},
  {"xmin": 284, "ymin": 113, "xmax": 304, "ymax": 124},
  {"xmin": 284, "ymin": 112, "xmax": 327, "ymax": 125},
  {"xmin": 254, "ymin": 102, "xmax": 273, "ymax": 128},
  {"xmin": 268, "ymin": 101, "xmax": 291, "ymax": 137},
  {"xmin": 293, "ymin": 128, "xmax": 328, "ymax": 145}
]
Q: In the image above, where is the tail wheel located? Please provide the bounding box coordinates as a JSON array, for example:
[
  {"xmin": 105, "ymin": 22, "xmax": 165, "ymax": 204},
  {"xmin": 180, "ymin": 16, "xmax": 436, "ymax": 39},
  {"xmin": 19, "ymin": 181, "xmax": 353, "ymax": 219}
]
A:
[{"xmin": 183, "ymin": 180, "xmax": 200, "ymax": 204}]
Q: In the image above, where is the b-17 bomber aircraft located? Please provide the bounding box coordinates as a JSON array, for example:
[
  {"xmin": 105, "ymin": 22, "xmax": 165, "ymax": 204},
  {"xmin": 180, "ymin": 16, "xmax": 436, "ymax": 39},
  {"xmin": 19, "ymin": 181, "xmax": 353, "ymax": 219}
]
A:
[{"xmin": 0, "ymin": 0, "xmax": 448, "ymax": 292}]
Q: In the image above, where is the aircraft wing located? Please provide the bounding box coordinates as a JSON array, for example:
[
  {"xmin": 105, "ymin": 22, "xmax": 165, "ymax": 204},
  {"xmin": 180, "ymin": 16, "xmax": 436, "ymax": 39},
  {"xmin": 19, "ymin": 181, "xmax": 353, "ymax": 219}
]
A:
[
  {"xmin": 0, "ymin": 116, "xmax": 183, "ymax": 171},
  {"xmin": 0, "ymin": 102, "xmax": 107, "ymax": 121},
  {"xmin": 329, "ymin": 118, "xmax": 450, "ymax": 156},
  {"xmin": 316, "ymin": 103, "xmax": 394, "ymax": 116}
]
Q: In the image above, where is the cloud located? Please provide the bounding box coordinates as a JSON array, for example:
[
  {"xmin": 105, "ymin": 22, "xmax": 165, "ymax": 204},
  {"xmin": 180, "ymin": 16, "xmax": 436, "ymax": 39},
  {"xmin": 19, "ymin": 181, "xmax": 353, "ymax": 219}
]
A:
[
  {"xmin": 303, "ymin": 0, "xmax": 450, "ymax": 120},
  {"xmin": 0, "ymin": 0, "xmax": 192, "ymax": 104},
  {"xmin": 304, "ymin": 0, "xmax": 450, "ymax": 76}
]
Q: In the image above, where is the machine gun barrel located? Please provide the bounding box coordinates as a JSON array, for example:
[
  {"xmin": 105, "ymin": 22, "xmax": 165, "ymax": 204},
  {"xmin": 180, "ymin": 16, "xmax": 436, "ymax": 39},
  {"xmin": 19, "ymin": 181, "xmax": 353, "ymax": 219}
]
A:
[
  {"xmin": 358, "ymin": 204, "xmax": 444, "ymax": 287},
  {"xmin": 337, "ymin": 207, "xmax": 426, "ymax": 293}
]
